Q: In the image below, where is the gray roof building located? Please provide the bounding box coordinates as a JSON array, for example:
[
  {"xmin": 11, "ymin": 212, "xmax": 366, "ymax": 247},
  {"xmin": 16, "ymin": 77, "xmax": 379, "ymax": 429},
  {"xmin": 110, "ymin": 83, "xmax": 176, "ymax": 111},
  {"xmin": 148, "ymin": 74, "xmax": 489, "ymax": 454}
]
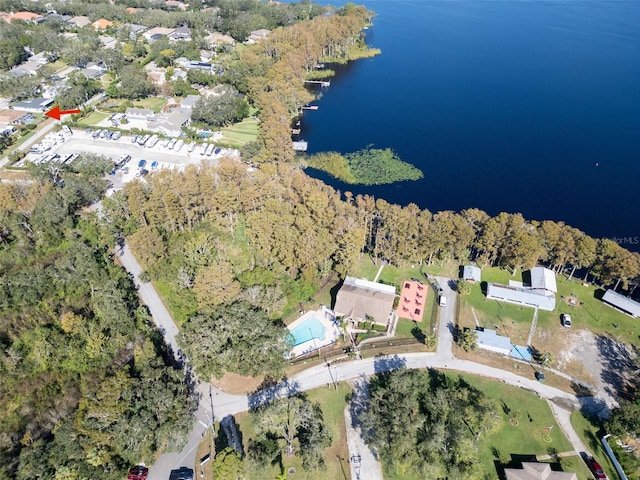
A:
[
  {"xmin": 147, "ymin": 108, "xmax": 191, "ymax": 137},
  {"xmin": 462, "ymin": 265, "xmax": 482, "ymax": 283},
  {"xmin": 125, "ymin": 107, "xmax": 155, "ymax": 120},
  {"xmin": 180, "ymin": 95, "xmax": 201, "ymax": 109},
  {"xmin": 486, "ymin": 282, "xmax": 556, "ymax": 311},
  {"xmin": 602, "ymin": 290, "xmax": 640, "ymax": 318},
  {"xmin": 333, "ymin": 276, "xmax": 396, "ymax": 326},
  {"xmin": 505, "ymin": 462, "xmax": 577, "ymax": 480},
  {"xmin": 529, "ymin": 267, "xmax": 557, "ymax": 294},
  {"xmin": 475, "ymin": 328, "xmax": 511, "ymax": 355},
  {"xmin": 11, "ymin": 97, "xmax": 54, "ymax": 113}
]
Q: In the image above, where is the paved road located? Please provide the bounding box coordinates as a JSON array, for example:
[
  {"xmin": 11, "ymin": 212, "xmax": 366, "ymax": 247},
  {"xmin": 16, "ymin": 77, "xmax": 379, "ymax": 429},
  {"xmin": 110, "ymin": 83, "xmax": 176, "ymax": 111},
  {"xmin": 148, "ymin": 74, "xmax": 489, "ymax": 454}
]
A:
[
  {"xmin": 345, "ymin": 405, "xmax": 383, "ymax": 480},
  {"xmin": 116, "ymin": 246, "xmax": 598, "ymax": 478}
]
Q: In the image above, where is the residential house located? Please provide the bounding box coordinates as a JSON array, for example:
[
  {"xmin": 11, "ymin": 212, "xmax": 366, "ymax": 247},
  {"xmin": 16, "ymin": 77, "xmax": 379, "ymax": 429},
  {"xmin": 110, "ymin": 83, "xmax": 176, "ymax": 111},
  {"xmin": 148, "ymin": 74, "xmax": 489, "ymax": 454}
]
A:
[
  {"xmin": 122, "ymin": 23, "xmax": 148, "ymax": 37},
  {"xmin": 0, "ymin": 124, "xmax": 17, "ymax": 136},
  {"xmin": 0, "ymin": 109, "xmax": 35, "ymax": 125},
  {"xmin": 333, "ymin": 276, "xmax": 396, "ymax": 327},
  {"xmin": 204, "ymin": 32, "xmax": 235, "ymax": 49},
  {"xmin": 2, "ymin": 11, "xmax": 43, "ymax": 23},
  {"xmin": 247, "ymin": 29, "xmax": 271, "ymax": 43},
  {"xmin": 168, "ymin": 25, "xmax": 191, "ymax": 42},
  {"xmin": 10, "ymin": 61, "xmax": 42, "ymax": 76},
  {"xmin": 92, "ymin": 18, "xmax": 114, "ymax": 30},
  {"xmin": 504, "ymin": 462, "xmax": 577, "ymax": 480},
  {"xmin": 475, "ymin": 328, "xmax": 512, "ymax": 356},
  {"xmin": 124, "ymin": 107, "xmax": 155, "ymax": 121},
  {"xmin": 67, "ymin": 15, "xmax": 91, "ymax": 27},
  {"xmin": 462, "ymin": 265, "xmax": 482, "ymax": 283},
  {"xmin": 143, "ymin": 27, "xmax": 175, "ymax": 42},
  {"xmin": 200, "ymin": 50, "xmax": 214, "ymax": 62},
  {"xmin": 81, "ymin": 62, "xmax": 106, "ymax": 79},
  {"xmin": 165, "ymin": 0, "xmax": 188, "ymax": 10},
  {"xmin": 147, "ymin": 69, "xmax": 167, "ymax": 88},
  {"xmin": 99, "ymin": 36, "xmax": 117, "ymax": 49},
  {"xmin": 485, "ymin": 267, "xmax": 557, "ymax": 311},
  {"xmin": 146, "ymin": 108, "xmax": 190, "ymax": 137},
  {"xmin": 601, "ymin": 289, "xmax": 640, "ymax": 318},
  {"xmin": 11, "ymin": 97, "xmax": 54, "ymax": 113},
  {"xmin": 179, "ymin": 95, "xmax": 200, "ymax": 109}
]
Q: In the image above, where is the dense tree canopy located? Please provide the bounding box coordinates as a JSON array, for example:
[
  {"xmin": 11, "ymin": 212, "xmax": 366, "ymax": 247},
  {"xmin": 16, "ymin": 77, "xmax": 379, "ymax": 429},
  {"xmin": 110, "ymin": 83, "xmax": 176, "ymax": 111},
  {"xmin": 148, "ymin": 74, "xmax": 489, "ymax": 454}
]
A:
[
  {"xmin": 0, "ymin": 157, "xmax": 194, "ymax": 480},
  {"xmin": 361, "ymin": 368, "xmax": 501, "ymax": 478}
]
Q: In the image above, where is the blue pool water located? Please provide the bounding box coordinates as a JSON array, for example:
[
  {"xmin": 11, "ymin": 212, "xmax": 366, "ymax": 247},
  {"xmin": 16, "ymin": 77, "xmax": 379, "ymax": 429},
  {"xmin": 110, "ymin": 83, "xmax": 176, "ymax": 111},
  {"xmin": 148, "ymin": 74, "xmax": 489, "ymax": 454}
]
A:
[
  {"xmin": 290, "ymin": 317, "xmax": 326, "ymax": 346},
  {"xmin": 511, "ymin": 345, "xmax": 533, "ymax": 362}
]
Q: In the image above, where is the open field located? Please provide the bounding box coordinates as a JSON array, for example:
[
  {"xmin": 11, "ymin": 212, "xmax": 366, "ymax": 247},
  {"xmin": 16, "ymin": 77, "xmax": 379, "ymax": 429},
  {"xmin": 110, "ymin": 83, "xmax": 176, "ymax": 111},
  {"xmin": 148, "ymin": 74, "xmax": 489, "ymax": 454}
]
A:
[
  {"xmin": 235, "ymin": 383, "xmax": 352, "ymax": 480},
  {"xmin": 220, "ymin": 118, "xmax": 259, "ymax": 146}
]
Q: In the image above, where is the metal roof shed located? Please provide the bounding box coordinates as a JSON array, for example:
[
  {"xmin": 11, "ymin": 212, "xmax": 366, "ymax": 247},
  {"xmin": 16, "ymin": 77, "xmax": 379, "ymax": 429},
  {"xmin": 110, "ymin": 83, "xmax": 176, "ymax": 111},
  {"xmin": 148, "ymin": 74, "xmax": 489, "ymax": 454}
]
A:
[
  {"xmin": 602, "ymin": 290, "xmax": 640, "ymax": 318},
  {"xmin": 462, "ymin": 265, "xmax": 481, "ymax": 283}
]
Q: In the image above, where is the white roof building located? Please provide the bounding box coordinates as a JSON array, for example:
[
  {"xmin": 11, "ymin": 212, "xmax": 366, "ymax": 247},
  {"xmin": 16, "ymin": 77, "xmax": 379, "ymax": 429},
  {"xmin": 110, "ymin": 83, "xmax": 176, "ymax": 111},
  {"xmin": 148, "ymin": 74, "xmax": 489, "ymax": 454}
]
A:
[
  {"xmin": 486, "ymin": 282, "xmax": 556, "ymax": 311},
  {"xmin": 602, "ymin": 290, "xmax": 640, "ymax": 318},
  {"xmin": 529, "ymin": 266, "xmax": 557, "ymax": 294},
  {"xmin": 462, "ymin": 265, "xmax": 482, "ymax": 283}
]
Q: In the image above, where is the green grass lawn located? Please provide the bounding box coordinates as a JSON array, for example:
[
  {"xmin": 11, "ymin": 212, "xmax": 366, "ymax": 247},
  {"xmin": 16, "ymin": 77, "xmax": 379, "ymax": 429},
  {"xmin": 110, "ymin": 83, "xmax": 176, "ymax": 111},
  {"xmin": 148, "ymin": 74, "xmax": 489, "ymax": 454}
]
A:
[
  {"xmin": 235, "ymin": 383, "xmax": 351, "ymax": 480},
  {"xmin": 133, "ymin": 96, "xmax": 167, "ymax": 112},
  {"xmin": 220, "ymin": 118, "xmax": 259, "ymax": 146},
  {"xmin": 77, "ymin": 111, "xmax": 109, "ymax": 126},
  {"xmin": 570, "ymin": 411, "xmax": 624, "ymax": 480}
]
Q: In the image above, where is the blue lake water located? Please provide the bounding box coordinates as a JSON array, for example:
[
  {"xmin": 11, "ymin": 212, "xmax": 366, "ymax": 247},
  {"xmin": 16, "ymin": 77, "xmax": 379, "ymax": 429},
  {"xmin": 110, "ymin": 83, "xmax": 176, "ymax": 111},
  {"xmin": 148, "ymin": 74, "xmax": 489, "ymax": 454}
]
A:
[{"xmin": 296, "ymin": 1, "xmax": 640, "ymax": 248}]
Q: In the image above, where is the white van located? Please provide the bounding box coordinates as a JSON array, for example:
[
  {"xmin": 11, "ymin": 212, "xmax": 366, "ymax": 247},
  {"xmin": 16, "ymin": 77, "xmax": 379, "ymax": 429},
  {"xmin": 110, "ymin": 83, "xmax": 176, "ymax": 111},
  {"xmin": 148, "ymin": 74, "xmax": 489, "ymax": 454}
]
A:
[{"xmin": 438, "ymin": 295, "xmax": 447, "ymax": 307}]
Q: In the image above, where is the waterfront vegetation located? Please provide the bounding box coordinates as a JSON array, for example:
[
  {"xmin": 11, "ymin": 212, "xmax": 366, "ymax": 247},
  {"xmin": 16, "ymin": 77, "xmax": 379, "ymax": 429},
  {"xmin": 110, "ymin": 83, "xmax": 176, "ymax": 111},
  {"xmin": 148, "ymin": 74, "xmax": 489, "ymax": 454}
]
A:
[{"xmin": 306, "ymin": 147, "xmax": 424, "ymax": 185}]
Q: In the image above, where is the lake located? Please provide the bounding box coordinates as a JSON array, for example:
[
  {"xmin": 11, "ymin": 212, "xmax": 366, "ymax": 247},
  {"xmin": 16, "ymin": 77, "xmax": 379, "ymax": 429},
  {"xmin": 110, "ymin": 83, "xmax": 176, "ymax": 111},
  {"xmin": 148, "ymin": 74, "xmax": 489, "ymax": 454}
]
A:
[{"xmin": 297, "ymin": 1, "xmax": 640, "ymax": 249}]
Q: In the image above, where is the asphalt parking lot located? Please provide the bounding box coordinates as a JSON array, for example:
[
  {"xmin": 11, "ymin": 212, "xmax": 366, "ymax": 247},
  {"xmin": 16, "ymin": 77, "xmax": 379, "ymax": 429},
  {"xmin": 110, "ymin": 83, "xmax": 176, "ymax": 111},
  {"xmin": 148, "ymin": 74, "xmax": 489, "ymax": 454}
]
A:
[{"xmin": 20, "ymin": 128, "xmax": 238, "ymax": 174}]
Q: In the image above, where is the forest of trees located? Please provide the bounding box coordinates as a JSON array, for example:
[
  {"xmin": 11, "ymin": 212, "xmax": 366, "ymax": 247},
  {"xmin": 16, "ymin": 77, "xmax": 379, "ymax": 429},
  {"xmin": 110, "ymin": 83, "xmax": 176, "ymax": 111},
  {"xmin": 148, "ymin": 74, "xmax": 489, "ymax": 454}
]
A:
[
  {"xmin": 361, "ymin": 368, "xmax": 501, "ymax": 479},
  {"xmin": 0, "ymin": 156, "xmax": 194, "ymax": 479}
]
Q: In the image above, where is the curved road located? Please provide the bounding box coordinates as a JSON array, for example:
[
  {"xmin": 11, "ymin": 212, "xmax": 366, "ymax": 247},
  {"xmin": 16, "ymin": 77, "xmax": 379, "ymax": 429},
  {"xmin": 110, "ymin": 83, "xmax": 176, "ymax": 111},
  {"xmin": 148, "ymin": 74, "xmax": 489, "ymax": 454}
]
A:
[{"xmin": 117, "ymin": 247, "xmax": 596, "ymax": 479}]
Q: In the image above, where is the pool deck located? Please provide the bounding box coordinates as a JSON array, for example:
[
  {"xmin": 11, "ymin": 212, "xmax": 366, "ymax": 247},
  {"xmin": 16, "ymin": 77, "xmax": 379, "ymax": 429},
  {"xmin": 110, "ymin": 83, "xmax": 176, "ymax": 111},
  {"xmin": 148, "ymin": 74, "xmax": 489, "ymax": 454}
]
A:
[{"xmin": 288, "ymin": 308, "xmax": 340, "ymax": 358}]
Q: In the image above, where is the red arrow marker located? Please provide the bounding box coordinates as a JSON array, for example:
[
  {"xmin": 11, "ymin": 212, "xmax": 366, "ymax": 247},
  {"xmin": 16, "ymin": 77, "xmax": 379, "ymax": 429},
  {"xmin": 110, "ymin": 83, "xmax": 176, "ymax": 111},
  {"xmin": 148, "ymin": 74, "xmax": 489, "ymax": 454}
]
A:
[{"xmin": 44, "ymin": 105, "xmax": 81, "ymax": 120}]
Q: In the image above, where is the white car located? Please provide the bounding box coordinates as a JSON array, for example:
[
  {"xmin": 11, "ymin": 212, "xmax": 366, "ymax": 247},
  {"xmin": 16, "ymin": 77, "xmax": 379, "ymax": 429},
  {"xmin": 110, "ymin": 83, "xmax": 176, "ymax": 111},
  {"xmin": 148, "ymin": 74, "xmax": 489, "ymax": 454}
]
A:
[{"xmin": 561, "ymin": 314, "xmax": 572, "ymax": 327}]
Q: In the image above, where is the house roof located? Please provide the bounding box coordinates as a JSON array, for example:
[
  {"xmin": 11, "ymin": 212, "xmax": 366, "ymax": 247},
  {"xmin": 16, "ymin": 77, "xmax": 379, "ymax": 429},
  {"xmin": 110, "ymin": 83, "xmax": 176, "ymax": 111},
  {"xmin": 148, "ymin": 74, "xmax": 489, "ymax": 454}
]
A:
[
  {"xmin": 475, "ymin": 328, "xmax": 511, "ymax": 355},
  {"xmin": 463, "ymin": 265, "xmax": 482, "ymax": 282},
  {"xmin": 3, "ymin": 11, "xmax": 43, "ymax": 22},
  {"xmin": 529, "ymin": 267, "xmax": 557, "ymax": 294},
  {"xmin": 205, "ymin": 32, "xmax": 235, "ymax": 46},
  {"xmin": 602, "ymin": 290, "xmax": 640, "ymax": 318},
  {"xmin": 125, "ymin": 23, "xmax": 148, "ymax": 34},
  {"xmin": 67, "ymin": 15, "xmax": 91, "ymax": 27},
  {"xmin": 143, "ymin": 27, "xmax": 175, "ymax": 39},
  {"xmin": 0, "ymin": 109, "xmax": 30, "ymax": 123},
  {"xmin": 11, "ymin": 97, "xmax": 53, "ymax": 111},
  {"xmin": 250, "ymin": 29, "xmax": 271, "ymax": 38},
  {"xmin": 92, "ymin": 18, "xmax": 114, "ymax": 30},
  {"xmin": 505, "ymin": 462, "xmax": 578, "ymax": 480},
  {"xmin": 486, "ymin": 282, "xmax": 556, "ymax": 311},
  {"xmin": 147, "ymin": 108, "xmax": 191, "ymax": 135},
  {"xmin": 333, "ymin": 276, "xmax": 396, "ymax": 326},
  {"xmin": 125, "ymin": 107, "xmax": 154, "ymax": 118},
  {"xmin": 180, "ymin": 95, "xmax": 200, "ymax": 108}
]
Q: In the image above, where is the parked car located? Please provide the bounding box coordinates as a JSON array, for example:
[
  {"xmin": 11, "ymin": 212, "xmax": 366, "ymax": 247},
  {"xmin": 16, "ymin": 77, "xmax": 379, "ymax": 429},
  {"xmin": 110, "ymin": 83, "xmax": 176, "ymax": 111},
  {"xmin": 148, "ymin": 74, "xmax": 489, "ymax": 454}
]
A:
[
  {"xmin": 138, "ymin": 159, "xmax": 147, "ymax": 169},
  {"xmin": 112, "ymin": 131, "xmax": 122, "ymax": 140},
  {"xmin": 586, "ymin": 457, "xmax": 607, "ymax": 479},
  {"xmin": 169, "ymin": 467, "xmax": 193, "ymax": 480},
  {"xmin": 127, "ymin": 465, "xmax": 148, "ymax": 480},
  {"xmin": 92, "ymin": 129, "xmax": 101, "ymax": 139},
  {"xmin": 561, "ymin": 314, "xmax": 572, "ymax": 327},
  {"xmin": 214, "ymin": 147, "xmax": 221, "ymax": 155},
  {"xmin": 131, "ymin": 135, "xmax": 139, "ymax": 143}
]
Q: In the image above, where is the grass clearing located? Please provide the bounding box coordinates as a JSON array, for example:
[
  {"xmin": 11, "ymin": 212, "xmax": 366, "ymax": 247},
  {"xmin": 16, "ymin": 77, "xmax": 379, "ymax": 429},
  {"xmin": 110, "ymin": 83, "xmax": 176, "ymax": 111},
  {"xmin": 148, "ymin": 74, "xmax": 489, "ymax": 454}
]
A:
[
  {"xmin": 77, "ymin": 111, "xmax": 109, "ymax": 126},
  {"xmin": 133, "ymin": 96, "xmax": 168, "ymax": 112},
  {"xmin": 235, "ymin": 383, "xmax": 351, "ymax": 480},
  {"xmin": 220, "ymin": 118, "xmax": 259, "ymax": 146}
]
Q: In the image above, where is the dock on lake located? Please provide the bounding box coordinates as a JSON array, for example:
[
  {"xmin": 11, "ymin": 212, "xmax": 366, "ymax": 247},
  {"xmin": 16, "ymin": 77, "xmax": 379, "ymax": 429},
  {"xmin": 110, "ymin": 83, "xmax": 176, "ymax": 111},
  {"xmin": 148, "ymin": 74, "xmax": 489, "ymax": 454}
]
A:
[
  {"xmin": 304, "ymin": 80, "xmax": 331, "ymax": 87},
  {"xmin": 302, "ymin": 105, "xmax": 319, "ymax": 110},
  {"xmin": 293, "ymin": 140, "xmax": 308, "ymax": 152}
]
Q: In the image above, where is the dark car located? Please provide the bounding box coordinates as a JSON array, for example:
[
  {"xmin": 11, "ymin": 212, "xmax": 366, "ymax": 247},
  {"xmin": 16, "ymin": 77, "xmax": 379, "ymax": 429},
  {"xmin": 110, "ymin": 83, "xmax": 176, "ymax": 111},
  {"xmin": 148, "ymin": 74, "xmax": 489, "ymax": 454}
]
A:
[
  {"xmin": 127, "ymin": 465, "xmax": 148, "ymax": 480},
  {"xmin": 587, "ymin": 457, "xmax": 607, "ymax": 479},
  {"xmin": 169, "ymin": 467, "xmax": 194, "ymax": 480}
]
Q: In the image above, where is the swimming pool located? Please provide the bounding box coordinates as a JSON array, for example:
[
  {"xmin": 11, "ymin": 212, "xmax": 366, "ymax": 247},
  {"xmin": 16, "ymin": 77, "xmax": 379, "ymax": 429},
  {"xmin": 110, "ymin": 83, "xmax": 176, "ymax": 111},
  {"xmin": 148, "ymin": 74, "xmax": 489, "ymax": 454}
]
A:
[{"xmin": 290, "ymin": 316, "xmax": 326, "ymax": 346}]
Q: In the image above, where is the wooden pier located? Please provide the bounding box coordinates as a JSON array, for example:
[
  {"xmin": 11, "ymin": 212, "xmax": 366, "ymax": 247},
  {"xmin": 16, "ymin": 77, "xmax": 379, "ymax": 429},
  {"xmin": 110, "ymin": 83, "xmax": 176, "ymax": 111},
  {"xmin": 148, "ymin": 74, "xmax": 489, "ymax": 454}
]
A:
[
  {"xmin": 304, "ymin": 80, "xmax": 331, "ymax": 87},
  {"xmin": 302, "ymin": 105, "xmax": 319, "ymax": 110}
]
